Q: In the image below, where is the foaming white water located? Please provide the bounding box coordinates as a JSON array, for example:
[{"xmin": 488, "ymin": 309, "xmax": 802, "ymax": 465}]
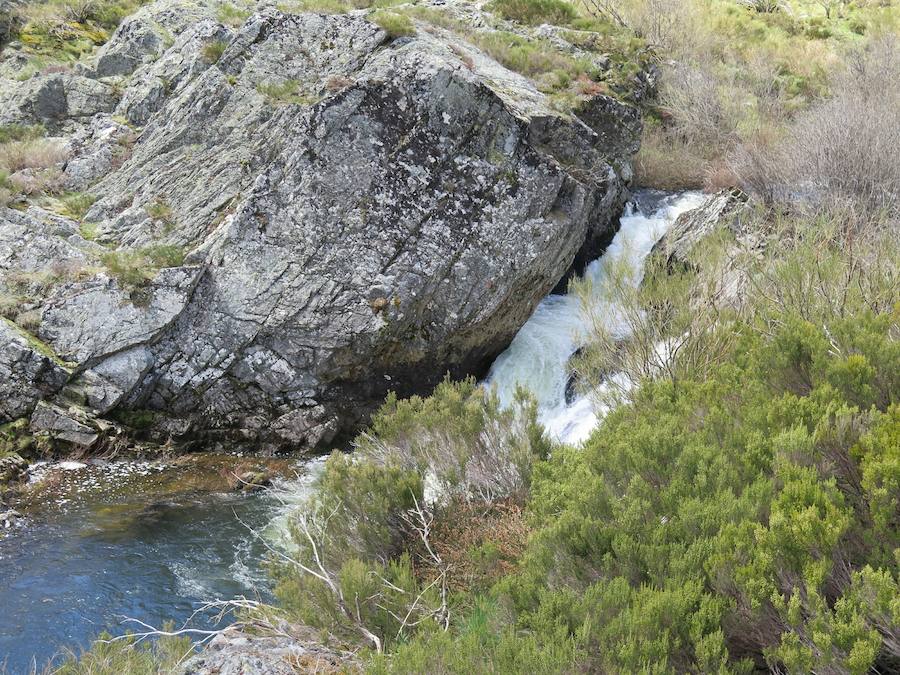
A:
[
  {"xmin": 260, "ymin": 455, "xmax": 327, "ymax": 551},
  {"xmin": 486, "ymin": 191, "xmax": 705, "ymax": 446}
]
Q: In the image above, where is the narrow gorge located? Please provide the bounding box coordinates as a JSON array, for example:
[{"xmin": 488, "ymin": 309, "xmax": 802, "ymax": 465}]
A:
[{"xmin": 1, "ymin": 0, "xmax": 897, "ymax": 673}]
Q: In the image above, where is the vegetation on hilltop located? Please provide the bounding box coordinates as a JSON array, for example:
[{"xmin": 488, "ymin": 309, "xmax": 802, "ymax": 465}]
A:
[{"xmin": 1, "ymin": 0, "xmax": 150, "ymax": 75}]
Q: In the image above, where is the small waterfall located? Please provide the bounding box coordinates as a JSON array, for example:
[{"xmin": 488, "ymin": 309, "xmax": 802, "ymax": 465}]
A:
[{"xmin": 486, "ymin": 190, "xmax": 705, "ymax": 445}]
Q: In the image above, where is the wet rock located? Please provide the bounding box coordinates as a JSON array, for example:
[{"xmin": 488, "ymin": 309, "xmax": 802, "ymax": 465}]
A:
[
  {"xmin": 0, "ymin": 453, "xmax": 28, "ymax": 486},
  {"xmin": 30, "ymin": 401, "xmax": 99, "ymax": 448},
  {"xmin": 235, "ymin": 469, "xmax": 272, "ymax": 492},
  {"xmin": 651, "ymin": 188, "xmax": 756, "ymax": 306},
  {"xmin": 0, "ymin": 508, "xmax": 23, "ymax": 529},
  {"xmin": 652, "ymin": 188, "xmax": 750, "ymax": 268}
]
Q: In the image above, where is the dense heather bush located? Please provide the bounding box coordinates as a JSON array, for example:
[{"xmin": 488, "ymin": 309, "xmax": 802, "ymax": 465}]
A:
[
  {"xmin": 273, "ymin": 379, "xmax": 550, "ymax": 652},
  {"xmin": 365, "ymin": 211, "xmax": 900, "ymax": 673}
]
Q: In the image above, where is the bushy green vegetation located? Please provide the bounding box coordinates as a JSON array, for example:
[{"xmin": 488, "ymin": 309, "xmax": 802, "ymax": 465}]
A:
[
  {"xmin": 259, "ymin": 195, "xmax": 900, "ymax": 675},
  {"xmin": 272, "ymin": 379, "xmax": 549, "ymax": 653},
  {"xmin": 53, "ymin": 628, "xmax": 193, "ymax": 674},
  {"xmin": 360, "ymin": 207, "xmax": 900, "ymax": 673}
]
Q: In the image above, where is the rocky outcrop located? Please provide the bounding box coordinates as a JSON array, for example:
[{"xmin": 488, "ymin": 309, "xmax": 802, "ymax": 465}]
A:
[
  {"xmin": 1, "ymin": 0, "xmax": 647, "ymax": 452},
  {"xmin": 180, "ymin": 627, "xmax": 359, "ymax": 675},
  {"xmin": 651, "ymin": 188, "xmax": 755, "ymax": 305},
  {"xmin": 0, "ymin": 320, "xmax": 69, "ymax": 422}
]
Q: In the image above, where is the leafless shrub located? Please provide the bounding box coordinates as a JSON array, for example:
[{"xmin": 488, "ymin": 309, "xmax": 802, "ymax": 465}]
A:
[
  {"xmin": 582, "ymin": 0, "xmax": 705, "ymax": 58},
  {"xmin": 732, "ymin": 36, "xmax": 900, "ymax": 216},
  {"xmin": 63, "ymin": 0, "xmax": 101, "ymax": 23},
  {"xmin": 660, "ymin": 62, "xmax": 740, "ymax": 149},
  {"xmin": 575, "ymin": 230, "xmax": 747, "ymax": 401},
  {"xmin": 359, "ymin": 398, "xmax": 541, "ymax": 506},
  {"xmin": 739, "ymin": 0, "xmax": 785, "ymax": 12}
]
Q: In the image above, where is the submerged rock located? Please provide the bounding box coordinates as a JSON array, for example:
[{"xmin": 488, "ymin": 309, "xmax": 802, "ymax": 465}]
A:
[{"xmin": 1, "ymin": 0, "xmax": 646, "ymax": 452}]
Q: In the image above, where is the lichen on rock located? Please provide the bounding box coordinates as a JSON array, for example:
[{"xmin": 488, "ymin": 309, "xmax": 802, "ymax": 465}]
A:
[{"xmin": 1, "ymin": 0, "xmax": 650, "ymax": 453}]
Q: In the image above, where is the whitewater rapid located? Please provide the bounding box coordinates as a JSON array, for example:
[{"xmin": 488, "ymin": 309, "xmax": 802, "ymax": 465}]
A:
[{"xmin": 486, "ymin": 190, "xmax": 705, "ymax": 445}]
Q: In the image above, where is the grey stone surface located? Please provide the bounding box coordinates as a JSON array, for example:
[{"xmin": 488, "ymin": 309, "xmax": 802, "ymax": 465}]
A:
[
  {"xmin": 0, "ymin": 320, "xmax": 69, "ymax": 422},
  {"xmin": 0, "ymin": 73, "xmax": 118, "ymax": 128},
  {"xmin": 30, "ymin": 401, "xmax": 99, "ymax": 447},
  {"xmin": 180, "ymin": 628, "xmax": 358, "ymax": 675},
  {"xmin": 1, "ymin": 0, "xmax": 645, "ymax": 451},
  {"xmin": 84, "ymin": 0, "xmax": 221, "ymax": 78}
]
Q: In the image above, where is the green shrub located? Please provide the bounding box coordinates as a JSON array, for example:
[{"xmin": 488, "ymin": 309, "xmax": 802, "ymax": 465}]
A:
[
  {"xmin": 488, "ymin": 0, "xmax": 576, "ymax": 26},
  {"xmin": 371, "ymin": 10, "xmax": 415, "ymax": 38},
  {"xmin": 54, "ymin": 625, "xmax": 193, "ymax": 674}
]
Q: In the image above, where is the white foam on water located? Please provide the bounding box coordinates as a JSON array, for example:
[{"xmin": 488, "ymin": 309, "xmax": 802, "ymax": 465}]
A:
[{"xmin": 486, "ymin": 191, "xmax": 705, "ymax": 446}]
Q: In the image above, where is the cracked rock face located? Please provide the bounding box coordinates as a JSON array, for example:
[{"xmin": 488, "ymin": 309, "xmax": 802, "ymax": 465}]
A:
[{"xmin": 1, "ymin": 0, "xmax": 642, "ymax": 452}]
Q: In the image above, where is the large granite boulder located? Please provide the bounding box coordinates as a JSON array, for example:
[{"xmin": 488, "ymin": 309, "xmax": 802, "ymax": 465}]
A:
[{"xmin": 1, "ymin": 0, "xmax": 646, "ymax": 452}]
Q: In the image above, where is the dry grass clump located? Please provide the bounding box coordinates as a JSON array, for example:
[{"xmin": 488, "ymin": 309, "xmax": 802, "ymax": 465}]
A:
[
  {"xmin": 0, "ymin": 136, "xmax": 69, "ymax": 204},
  {"xmin": 0, "ymin": 138, "xmax": 68, "ymax": 173},
  {"xmin": 371, "ymin": 10, "xmax": 416, "ymax": 38}
]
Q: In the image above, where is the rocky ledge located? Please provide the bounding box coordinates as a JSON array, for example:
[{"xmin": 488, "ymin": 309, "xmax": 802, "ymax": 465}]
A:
[{"xmin": 0, "ymin": 0, "xmax": 647, "ymax": 454}]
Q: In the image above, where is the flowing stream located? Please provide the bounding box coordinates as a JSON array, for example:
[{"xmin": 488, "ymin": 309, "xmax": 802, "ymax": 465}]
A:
[
  {"xmin": 0, "ymin": 190, "xmax": 701, "ymax": 671},
  {"xmin": 0, "ymin": 456, "xmax": 324, "ymax": 672},
  {"xmin": 488, "ymin": 190, "xmax": 704, "ymax": 443}
]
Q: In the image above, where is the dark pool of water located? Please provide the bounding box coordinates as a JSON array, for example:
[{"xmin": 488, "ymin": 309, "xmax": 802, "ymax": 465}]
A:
[{"xmin": 0, "ymin": 458, "xmax": 316, "ymax": 673}]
